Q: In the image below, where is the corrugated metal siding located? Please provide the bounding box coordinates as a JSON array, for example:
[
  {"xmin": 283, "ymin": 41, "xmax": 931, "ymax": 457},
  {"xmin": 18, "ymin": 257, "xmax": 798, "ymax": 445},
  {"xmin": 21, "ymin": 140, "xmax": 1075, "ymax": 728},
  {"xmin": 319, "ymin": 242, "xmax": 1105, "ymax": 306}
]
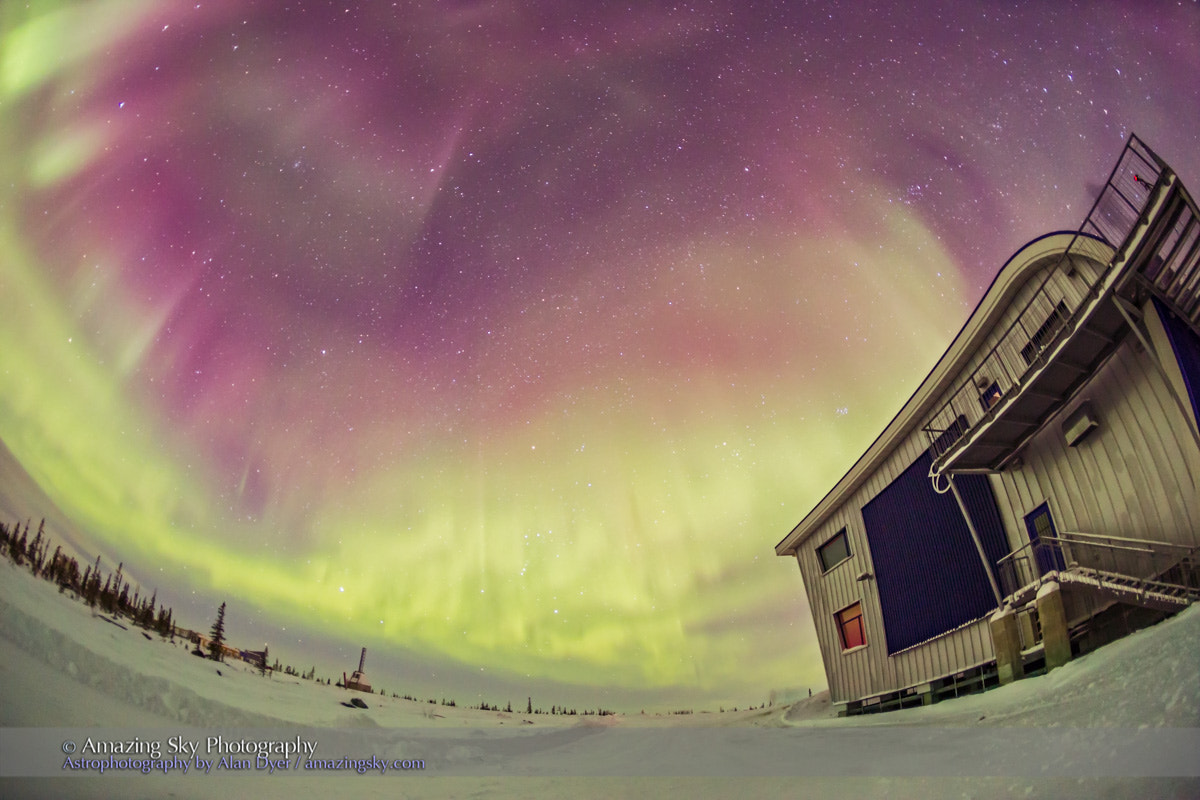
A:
[
  {"xmin": 799, "ymin": 434, "xmax": 999, "ymax": 703},
  {"xmin": 794, "ymin": 507, "xmax": 882, "ymax": 704},
  {"xmin": 793, "ymin": 260, "xmax": 1098, "ymax": 702},
  {"xmin": 993, "ymin": 333, "xmax": 1200, "ymax": 560},
  {"xmin": 860, "ymin": 452, "xmax": 1004, "ymax": 654},
  {"xmin": 792, "ymin": 260, "xmax": 1200, "ymax": 705}
]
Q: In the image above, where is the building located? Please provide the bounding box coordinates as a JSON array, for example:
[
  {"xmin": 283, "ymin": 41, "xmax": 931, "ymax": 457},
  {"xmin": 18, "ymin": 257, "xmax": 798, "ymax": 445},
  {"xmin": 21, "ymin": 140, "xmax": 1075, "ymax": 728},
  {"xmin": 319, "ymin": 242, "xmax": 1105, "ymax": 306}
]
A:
[
  {"xmin": 775, "ymin": 135, "xmax": 1200, "ymax": 715},
  {"xmin": 183, "ymin": 629, "xmax": 243, "ymax": 662}
]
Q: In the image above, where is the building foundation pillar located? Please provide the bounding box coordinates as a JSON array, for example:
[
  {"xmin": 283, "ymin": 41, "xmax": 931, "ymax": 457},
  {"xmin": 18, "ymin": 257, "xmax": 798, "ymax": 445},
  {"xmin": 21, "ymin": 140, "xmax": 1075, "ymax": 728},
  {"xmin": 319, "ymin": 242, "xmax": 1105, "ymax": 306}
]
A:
[
  {"xmin": 1036, "ymin": 581, "xmax": 1072, "ymax": 670},
  {"xmin": 990, "ymin": 606, "xmax": 1024, "ymax": 685}
]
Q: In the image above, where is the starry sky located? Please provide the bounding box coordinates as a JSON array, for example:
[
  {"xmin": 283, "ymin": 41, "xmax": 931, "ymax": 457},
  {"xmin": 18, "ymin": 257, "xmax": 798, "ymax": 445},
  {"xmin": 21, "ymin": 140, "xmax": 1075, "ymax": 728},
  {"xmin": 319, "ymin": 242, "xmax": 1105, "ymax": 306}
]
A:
[{"xmin": 2, "ymin": 1, "xmax": 1198, "ymax": 710}]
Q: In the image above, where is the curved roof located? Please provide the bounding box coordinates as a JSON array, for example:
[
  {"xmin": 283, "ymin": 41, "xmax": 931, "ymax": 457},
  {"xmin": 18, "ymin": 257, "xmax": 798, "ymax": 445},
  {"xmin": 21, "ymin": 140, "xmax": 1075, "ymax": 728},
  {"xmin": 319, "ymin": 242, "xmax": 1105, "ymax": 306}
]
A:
[{"xmin": 775, "ymin": 231, "xmax": 1091, "ymax": 556}]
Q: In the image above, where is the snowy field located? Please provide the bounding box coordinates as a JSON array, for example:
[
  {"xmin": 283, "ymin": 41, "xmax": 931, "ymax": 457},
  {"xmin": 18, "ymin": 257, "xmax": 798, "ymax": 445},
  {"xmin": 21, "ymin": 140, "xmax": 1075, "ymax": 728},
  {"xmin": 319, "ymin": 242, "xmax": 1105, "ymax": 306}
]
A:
[{"xmin": 2, "ymin": 558, "xmax": 1198, "ymax": 799}]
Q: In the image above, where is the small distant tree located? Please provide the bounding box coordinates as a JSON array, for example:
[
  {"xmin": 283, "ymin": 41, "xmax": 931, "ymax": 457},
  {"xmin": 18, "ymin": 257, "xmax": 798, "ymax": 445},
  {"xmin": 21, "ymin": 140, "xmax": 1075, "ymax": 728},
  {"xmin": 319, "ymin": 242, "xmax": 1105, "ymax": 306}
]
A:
[
  {"xmin": 100, "ymin": 575, "xmax": 113, "ymax": 612},
  {"xmin": 11, "ymin": 523, "xmax": 28, "ymax": 565},
  {"xmin": 111, "ymin": 563, "xmax": 125, "ymax": 611},
  {"xmin": 28, "ymin": 519, "xmax": 45, "ymax": 573},
  {"xmin": 156, "ymin": 606, "xmax": 173, "ymax": 638},
  {"xmin": 141, "ymin": 590, "xmax": 157, "ymax": 628},
  {"xmin": 527, "ymin": 696, "xmax": 532, "ymax": 714},
  {"xmin": 208, "ymin": 602, "xmax": 227, "ymax": 661},
  {"xmin": 45, "ymin": 545, "xmax": 62, "ymax": 582}
]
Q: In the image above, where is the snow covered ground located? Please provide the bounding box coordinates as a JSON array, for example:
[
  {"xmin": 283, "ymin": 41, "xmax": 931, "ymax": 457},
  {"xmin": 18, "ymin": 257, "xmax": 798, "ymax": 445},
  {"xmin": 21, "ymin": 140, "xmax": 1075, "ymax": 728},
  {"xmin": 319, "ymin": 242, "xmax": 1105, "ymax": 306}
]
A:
[{"xmin": 2, "ymin": 558, "xmax": 1198, "ymax": 799}]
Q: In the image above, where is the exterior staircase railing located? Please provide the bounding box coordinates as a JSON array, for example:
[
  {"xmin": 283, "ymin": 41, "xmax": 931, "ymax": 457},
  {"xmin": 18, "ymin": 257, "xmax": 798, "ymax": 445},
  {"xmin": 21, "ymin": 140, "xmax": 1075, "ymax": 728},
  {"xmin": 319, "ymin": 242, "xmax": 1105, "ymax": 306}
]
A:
[{"xmin": 996, "ymin": 530, "xmax": 1200, "ymax": 612}]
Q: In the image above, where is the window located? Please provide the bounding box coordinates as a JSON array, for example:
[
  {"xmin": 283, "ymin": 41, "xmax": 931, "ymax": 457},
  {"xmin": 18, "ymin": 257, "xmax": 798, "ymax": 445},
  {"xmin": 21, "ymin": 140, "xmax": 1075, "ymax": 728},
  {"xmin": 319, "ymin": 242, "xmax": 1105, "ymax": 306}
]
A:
[
  {"xmin": 979, "ymin": 380, "xmax": 1002, "ymax": 412},
  {"xmin": 817, "ymin": 528, "xmax": 852, "ymax": 572},
  {"xmin": 1020, "ymin": 300, "xmax": 1070, "ymax": 366},
  {"xmin": 835, "ymin": 602, "xmax": 866, "ymax": 650}
]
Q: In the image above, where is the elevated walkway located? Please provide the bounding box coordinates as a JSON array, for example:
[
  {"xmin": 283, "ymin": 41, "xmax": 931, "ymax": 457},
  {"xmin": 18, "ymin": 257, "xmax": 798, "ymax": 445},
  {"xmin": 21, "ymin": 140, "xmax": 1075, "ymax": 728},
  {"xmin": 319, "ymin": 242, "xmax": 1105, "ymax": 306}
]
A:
[{"xmin": 925, "ymin": 135, "xmax": 1200, "ymax": 476}]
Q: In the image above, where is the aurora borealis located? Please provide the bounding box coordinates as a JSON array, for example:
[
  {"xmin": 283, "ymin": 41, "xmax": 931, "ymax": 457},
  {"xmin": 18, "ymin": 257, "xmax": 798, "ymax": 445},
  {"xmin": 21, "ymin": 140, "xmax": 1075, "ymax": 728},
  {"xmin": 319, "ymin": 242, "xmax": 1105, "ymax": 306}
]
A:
[{"xmin": 2, "ymin": 1, "xmax": 1198, "ymax": 709}]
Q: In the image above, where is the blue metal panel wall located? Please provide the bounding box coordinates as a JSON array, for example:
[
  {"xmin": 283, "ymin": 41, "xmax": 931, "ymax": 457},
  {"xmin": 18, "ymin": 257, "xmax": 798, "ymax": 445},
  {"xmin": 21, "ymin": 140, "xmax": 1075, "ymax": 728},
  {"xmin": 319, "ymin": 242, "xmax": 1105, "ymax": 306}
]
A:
[
  {"xmin": 1155, "ymin": 298, "xmax": 1200, "ymax": 426},
  {"xmin": 861, "ymin": 452, "xmax": 1007, "ymax": 654}
]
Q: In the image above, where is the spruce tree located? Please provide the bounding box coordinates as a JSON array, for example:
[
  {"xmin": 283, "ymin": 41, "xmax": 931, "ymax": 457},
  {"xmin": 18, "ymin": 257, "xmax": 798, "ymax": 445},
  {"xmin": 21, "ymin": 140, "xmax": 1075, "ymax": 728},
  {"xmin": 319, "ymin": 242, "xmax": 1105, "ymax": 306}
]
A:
[
  {"xmin": 47, "ymin": 545, "xmax": 62, "ymax": 583},
  {"xmin": 156, "ymin": 606, "xmax": 170, "ymax": 637},
  {"xmin": 28, "ymin": 520, "xmax": 44, "ymax": 573},
  {"xmin": 101, "ymin": 575, "xmax": 113, "ymax": 612},
  {"xmin": 86, "ymin": 556, "xmax": 101, "ymax": 607},
  {"xmin": 143, "ymin": 590, "xmax": 157, "ymax": 628},
  {"xmin": 208, "ymin": 602, "xmax": 227, "ymax": 661}
]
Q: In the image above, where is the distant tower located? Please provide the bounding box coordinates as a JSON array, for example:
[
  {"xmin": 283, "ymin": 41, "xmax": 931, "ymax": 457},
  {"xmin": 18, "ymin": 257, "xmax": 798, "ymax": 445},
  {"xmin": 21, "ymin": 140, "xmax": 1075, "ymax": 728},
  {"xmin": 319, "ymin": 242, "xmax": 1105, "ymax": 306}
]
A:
[{"xmin": 344, "ymin": 646, "xmax": 372, "ymax": 693}]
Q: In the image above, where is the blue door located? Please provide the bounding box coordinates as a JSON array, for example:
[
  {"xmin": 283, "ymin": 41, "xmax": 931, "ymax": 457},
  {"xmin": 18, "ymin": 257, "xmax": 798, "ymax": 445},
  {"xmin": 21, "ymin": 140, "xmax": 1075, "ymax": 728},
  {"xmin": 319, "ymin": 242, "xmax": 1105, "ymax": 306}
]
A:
[{"xmin": 1024, "ymin": 502, "xmax": 1065, "ymax": 575}]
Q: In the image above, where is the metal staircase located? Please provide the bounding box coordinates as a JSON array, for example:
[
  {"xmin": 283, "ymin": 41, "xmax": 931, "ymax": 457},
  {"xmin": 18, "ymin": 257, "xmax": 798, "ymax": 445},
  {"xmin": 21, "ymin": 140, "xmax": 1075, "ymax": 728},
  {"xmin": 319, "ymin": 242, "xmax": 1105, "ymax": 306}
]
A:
[
  {"xmin": 1129, "ymin": 175, "xmax": 1200, "ymax": 335},
  {"xmin": 1055, "ymin": 564, "xmax": 1200, "ymax": 613},
  {"xmin": 996, "ymin": 531, "xmax": 1200, "ymax": 614}
]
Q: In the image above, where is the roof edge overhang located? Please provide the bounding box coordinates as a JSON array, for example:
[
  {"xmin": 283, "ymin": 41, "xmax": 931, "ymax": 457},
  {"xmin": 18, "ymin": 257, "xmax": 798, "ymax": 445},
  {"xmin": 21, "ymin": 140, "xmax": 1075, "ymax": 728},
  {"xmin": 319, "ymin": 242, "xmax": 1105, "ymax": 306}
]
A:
[{"xmin": 775, "ymin": 230, "xmax": 1088, "ymax": 556}]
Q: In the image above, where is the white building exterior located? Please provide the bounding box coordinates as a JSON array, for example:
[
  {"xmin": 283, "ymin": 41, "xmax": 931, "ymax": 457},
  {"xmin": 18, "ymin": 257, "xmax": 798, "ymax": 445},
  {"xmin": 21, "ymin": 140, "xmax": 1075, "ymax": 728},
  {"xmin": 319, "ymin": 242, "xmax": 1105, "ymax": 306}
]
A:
[{"xmin": 776, "ymin": 136, "xmax": 1200, "ymax": 714}]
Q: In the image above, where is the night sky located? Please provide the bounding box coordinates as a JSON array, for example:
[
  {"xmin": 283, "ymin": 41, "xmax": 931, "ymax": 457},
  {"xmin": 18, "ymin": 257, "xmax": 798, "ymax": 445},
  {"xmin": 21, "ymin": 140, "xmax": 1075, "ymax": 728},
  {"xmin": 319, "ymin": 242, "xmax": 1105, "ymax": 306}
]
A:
[{"xmin": 2, "ymin": 1, "xmax": 1198, "ymax": 710}]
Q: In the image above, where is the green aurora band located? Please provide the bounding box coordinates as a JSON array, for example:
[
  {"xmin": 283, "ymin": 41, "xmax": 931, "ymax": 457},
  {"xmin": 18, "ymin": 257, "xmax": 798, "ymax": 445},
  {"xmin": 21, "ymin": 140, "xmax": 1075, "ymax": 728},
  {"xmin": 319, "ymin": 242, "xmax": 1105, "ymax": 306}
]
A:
[{"xmin": 13, "ymin": 0, "xmax": 1191, "ymax": 705}]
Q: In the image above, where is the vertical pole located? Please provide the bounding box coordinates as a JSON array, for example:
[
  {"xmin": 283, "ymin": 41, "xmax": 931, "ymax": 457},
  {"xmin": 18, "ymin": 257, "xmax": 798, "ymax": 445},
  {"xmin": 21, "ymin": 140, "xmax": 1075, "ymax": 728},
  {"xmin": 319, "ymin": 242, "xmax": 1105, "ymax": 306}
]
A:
[{"xmin": 948, "ymin": 475, "xmax": 1005, "ymax": 606}]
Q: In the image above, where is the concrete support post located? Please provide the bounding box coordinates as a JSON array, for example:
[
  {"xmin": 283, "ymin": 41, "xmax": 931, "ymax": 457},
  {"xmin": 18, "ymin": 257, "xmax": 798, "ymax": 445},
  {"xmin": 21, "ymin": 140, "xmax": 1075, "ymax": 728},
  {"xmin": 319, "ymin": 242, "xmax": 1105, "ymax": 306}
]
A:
[
  {"xmin": 1036, "ymin": 581, "xmax": 1072, "ymax": 670},
  {"xmin": 989, "ymin": 606, "xmax": 1024, "ymax": 685},
  {"xmin": 1017, "ymin": 609, "xmax": 1038, "ymax": 654}
]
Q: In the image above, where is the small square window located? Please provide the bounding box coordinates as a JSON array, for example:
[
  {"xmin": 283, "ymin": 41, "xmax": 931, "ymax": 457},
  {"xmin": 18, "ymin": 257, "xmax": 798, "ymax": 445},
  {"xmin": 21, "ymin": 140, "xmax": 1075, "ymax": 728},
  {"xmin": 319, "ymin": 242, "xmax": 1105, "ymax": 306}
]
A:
[
  {"xmin": 817, "ymin": 528, "xmax": 852, "ymax": 573},
  {"xmin": 979, "ymin": 381, "xmax": 1002, "ymax": 411},
  {"xmin": 835, "ymin": 601, "xmax": 866, "ymax": 650},
  {"xmin": 1020, "ymin": 300, "xmax": 1070, "ymax": 366}
]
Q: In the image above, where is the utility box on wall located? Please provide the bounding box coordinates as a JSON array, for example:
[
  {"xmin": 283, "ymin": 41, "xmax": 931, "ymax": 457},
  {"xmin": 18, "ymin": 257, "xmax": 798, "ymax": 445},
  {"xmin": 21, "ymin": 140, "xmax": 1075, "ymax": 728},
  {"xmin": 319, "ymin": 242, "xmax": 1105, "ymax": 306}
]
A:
[{"xmin": 1062, "ymin": 402, "xmax": 1099, "ymax": 447}]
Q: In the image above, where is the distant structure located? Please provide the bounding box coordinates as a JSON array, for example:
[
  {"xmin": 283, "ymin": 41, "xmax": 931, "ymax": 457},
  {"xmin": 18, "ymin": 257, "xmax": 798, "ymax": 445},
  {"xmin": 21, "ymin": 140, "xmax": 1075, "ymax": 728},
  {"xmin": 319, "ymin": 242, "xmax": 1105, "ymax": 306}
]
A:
[
  {"xmin": 240, "ymin": 644, "xmax": 270, "ymax": 674},
  {"xmin": 776, "ymin": 134, "xmax": 1200, "ymax": 715},
  {"xmin": 344, "ymin": 647, "xmax": 372, "ymax": 693},
  {"xmin": 183, "ymin": 629, "xmax": 240, "ymax": 662}
]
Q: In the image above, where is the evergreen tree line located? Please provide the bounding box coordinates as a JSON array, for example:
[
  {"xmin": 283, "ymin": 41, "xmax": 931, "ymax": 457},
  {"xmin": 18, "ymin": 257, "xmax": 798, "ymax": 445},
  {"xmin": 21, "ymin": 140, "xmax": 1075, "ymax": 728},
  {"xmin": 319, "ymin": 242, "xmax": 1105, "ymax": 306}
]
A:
[
  {"xmin": 378, "ymin": 693, "xmax": 614, "ymax": 716},
  {"xmin": 3, "ymin": 517, "xmax": 734, "ymax": 715},
  {"xmin": 1, "ymin": 518, "xmax": 175, "ymax": 639}
]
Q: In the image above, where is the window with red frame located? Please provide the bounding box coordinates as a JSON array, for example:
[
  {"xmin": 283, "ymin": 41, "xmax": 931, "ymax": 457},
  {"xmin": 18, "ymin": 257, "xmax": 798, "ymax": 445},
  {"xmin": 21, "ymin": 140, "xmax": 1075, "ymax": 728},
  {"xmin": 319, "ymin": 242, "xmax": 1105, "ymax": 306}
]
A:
[{"xmin": 835, "ymin": 602, "xmax": 866, "ymax": 650}]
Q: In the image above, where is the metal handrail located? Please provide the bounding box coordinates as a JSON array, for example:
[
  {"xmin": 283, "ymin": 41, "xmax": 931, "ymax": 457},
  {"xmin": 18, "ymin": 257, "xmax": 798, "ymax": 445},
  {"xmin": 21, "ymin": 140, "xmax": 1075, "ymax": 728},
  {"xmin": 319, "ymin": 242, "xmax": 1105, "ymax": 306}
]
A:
[
  {"xmin": 1056, "ymin": 529, "xmax": 1197, "ymax": 552},
  {"xmin": 923, "ymin": 135, "xmax": 1168, "ymax": 474},
  {"xmin": 995, "ymin": 530, "xmax": 1200, "ymax": 603}
]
